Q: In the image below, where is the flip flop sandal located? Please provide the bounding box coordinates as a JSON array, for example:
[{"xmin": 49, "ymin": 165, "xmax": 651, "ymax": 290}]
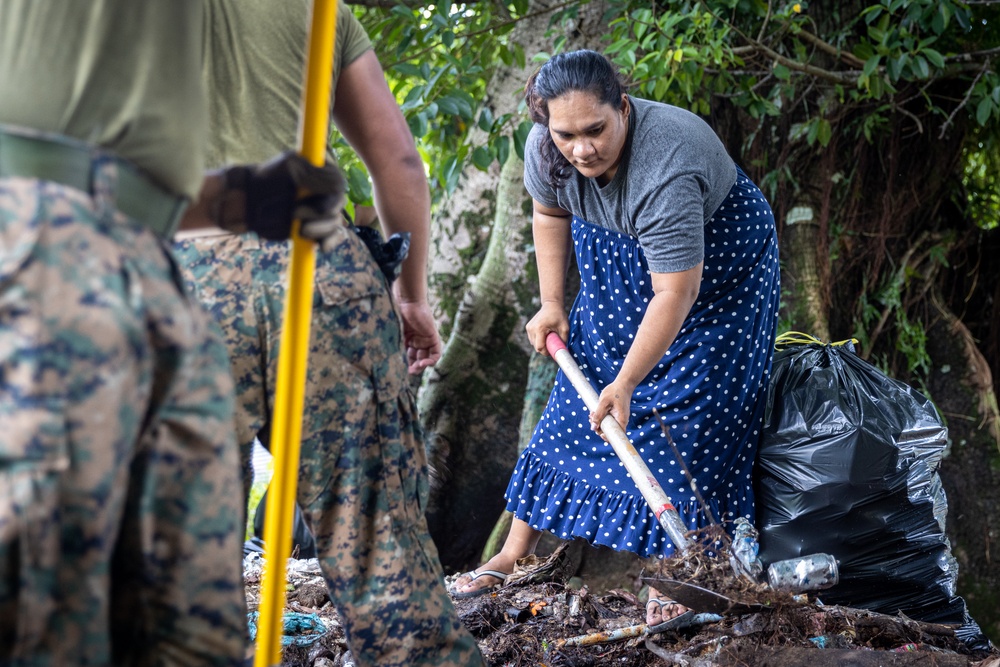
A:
[{"xmin": 449, "ymin": 569, "xmax": 508, "ymax": 599}]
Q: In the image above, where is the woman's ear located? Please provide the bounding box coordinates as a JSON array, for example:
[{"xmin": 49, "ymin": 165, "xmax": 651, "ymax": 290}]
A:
[{"xmin": 621, "ymin": 94, "xmax": 630, "ymax": 118}]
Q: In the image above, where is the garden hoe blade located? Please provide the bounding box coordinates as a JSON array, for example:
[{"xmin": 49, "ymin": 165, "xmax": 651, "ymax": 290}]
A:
[{"xmin": 641, "ymin": 576, "xmax": 766, "ymax": 616}]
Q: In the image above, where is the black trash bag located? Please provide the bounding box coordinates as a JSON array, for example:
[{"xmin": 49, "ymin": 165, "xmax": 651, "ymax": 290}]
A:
[
  {"xmin": 756, "ymin": 337, "xmax": 990, "ymax": 651},
  {"xmin": 251, "ymin": 487, "xmax": 318, "ymax": 560}
]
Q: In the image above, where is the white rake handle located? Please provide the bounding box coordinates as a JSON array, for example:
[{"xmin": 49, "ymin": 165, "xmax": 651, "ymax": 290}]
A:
[{"xmin": 545, "ymin": 333, "xmax": 693, "ymax": 553}]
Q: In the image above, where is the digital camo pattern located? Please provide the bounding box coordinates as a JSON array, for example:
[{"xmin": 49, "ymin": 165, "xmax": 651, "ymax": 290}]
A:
[
  {"xmin": 174, "ymin": 230, "xmax": 483, "ymax": 667},
  {"xmin": 0, "ymin": 171, "xmax": 246, "ymax": 666}
]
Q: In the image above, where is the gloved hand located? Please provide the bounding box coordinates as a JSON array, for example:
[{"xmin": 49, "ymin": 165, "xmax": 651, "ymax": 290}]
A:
[{"xmin": 220, "ymin": 151, "xmax": 346, "ymax": 247}]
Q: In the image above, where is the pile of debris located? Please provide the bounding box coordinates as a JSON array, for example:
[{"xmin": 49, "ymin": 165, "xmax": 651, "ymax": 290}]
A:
[{"xmin": 243, "ymin": 544, "xmax": 999, "ymax": 667}]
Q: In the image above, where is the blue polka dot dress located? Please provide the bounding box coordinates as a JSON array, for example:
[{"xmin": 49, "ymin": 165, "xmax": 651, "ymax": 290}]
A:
[{"xmin": 505, "ymin": 167, "xmax": 780, "ymax": 558}]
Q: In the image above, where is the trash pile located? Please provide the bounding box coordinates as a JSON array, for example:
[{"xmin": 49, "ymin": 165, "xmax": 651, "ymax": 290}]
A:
[
  {"xmin": 243, "ymin": 334, "xmax": 1000, "ymax": 666},
  {"xmin": 243, "ymin": 542, "xmax": 999, "ymax": 667}
]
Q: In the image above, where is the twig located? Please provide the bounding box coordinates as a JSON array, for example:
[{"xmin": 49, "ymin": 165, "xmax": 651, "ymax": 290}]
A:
[
  {"xmin": 755, "ymin": 0, "xmax": 774, "ymax": 43},
  {"xmin": 644, "ymin": 639, "xmax": 715, "ymax": 666},
  {"xmin": 939, "ymin": 59, "xmax": 991, "ymax": 139},
  {"xmin": 652, "ymin": 408, "xmax": 721, "ymax": 528}
]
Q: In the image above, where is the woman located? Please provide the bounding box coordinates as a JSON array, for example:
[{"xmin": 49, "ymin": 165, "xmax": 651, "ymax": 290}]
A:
[{"xmin": 450, "ymin": 50, "xmax": 780, "ymax": 627}]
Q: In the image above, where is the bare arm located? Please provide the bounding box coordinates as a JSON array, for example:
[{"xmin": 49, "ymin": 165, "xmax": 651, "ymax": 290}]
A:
[
  {"xmin": 591, "ymin": 264, "xmax": 703, "ymax": 434},
  {"xmin": 331, "ymin": 50, "xmax": 439, "ymax": 371},
  {"xmin": 177, "ymin": 170, "xmax": 228, "ymax": 231},
  {"xmin": 524, "ymin": 199, "xmax": 573, "ymax": 354}
]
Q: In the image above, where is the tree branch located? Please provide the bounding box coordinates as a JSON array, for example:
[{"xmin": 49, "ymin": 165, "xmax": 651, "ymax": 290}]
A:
[
  {"xmin": 794, "ymin": 27, "xmax": 866, "ymax": 68},
  {"xmin": 945, "ymin": 45, "xmax": 1000, "ymax": 62},
  {"xmin": 939, "ymin": 59, "xmax": 991, "ymax": 138}
]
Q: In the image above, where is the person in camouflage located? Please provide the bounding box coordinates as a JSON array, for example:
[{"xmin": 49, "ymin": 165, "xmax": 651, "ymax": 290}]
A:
[
  {"xmin": 0, "ymin": 3, "xmax": 344, "ymax": 665},
  {"xmin": 173, "ymin": 1, "xmax": 484, "ymax": 666}
]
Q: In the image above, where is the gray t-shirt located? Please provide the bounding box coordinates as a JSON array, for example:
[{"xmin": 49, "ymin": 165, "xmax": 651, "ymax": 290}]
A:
[{"xmin": 523, "ymin": 97, "xmax": 736, "ymax": 273}]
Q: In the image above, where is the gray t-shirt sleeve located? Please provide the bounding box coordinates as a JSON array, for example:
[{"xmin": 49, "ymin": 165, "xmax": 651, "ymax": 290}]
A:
[
  {"xmin": 632, "ymin": 170, "xmax": 707, "ymax": 273},
  {"xmin": 627, "ymin": 101, "xmax": 736, "ymax": 273}
]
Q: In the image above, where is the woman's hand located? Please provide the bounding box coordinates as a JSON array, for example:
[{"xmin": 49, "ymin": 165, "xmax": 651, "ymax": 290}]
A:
[
  {"xmin": 590, "ymin": 378, "xmax": 634, "ymax": 439},
  {"xmin": 525, "ymin": 302, "xmax": 569, "ymax": 355}
]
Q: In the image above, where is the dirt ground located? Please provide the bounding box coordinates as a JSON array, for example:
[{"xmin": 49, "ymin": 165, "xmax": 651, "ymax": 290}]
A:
[{"xmin": 243, "ymin": 538, "xmax": 1000, "ymax": 667}]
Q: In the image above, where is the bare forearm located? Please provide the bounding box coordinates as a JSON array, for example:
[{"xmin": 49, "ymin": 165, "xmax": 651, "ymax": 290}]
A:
[
  {"xmin": 616, "ymin": 265, "xmax": 702, "ymax": 390},
  {"xmin": 617, "ymin": 293, "xmax": 690, "ymax": 389},
  {"xmin": 533, "ymin": 209, "xmax": 572, "ymax": 305},
  {"xmin": 177, "ymin": 170, "xmax": 226, "ymax": 232},
  {"xmin": 372, "ymin": 154, "xmax": 431, "ymax": 303}
]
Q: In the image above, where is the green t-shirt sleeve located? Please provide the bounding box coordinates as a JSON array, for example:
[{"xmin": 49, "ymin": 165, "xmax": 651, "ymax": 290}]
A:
[{"xmin": 336, "ymin": 2, "xmax": 372, "ymax": 73}]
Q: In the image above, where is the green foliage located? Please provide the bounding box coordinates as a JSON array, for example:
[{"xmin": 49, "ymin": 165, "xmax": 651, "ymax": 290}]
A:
[
  {"xmin": 330, "ymin": 1, "xmax": 545, "ymax": 206},
  {"xmin": 601, "ymin": 0, "xmax": 997, "ymax": 146},
  {"xmin": 963, "ymin": 127, "xmax": 1000, "ymax": 230}
]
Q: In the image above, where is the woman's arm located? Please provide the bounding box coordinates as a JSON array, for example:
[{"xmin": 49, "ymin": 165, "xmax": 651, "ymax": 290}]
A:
[
  {"xmin": 525, "ymin": 199, "xmax": 574, "ymax": 353},
  {"xmin": 590, "ymin": 263, "xmax": 703, "ymax": 434}
]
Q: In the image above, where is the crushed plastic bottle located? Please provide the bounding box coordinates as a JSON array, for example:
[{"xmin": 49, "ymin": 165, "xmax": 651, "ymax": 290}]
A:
[{"xmin": 729, "ymin": 517, "xmax": 764, "ymax": 582}]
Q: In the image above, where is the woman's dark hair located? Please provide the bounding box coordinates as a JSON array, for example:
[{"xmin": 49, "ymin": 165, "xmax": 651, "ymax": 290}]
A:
[{"xmin": 524, "ymin": 50, "xmax": 627, "ymax": 188}]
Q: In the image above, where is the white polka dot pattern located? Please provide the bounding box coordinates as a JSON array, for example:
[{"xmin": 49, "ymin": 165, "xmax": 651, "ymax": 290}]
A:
[{"xmin": 505, "ymin": 170, "xmax": 781, "ymax": 558}]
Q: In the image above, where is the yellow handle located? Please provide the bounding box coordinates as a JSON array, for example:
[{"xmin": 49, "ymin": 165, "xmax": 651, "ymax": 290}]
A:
[{"xmin": 255, "ymin": 1, "xmax": 338, "ymax": 665}]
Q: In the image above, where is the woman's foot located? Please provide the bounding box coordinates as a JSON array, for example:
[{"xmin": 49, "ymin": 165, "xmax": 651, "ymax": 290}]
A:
[
  {"xmin": 646, "ymin": 587, "xmax": 690, "ymax": 626},
  {"xmin": 449, "ymin": 554, "xmax": 517, "ymax": 598}
]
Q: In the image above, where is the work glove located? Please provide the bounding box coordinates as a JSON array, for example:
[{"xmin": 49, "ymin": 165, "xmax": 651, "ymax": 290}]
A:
[{"xmin": 221, "ymin": 151, "xmax": 346, "ymax": 248}]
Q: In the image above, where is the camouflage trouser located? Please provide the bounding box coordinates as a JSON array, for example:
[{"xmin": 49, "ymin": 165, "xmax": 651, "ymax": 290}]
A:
[
  {"xmin": 174, "ymin": 232, "xmax": 484, "ymax": 667},
  {"xmin": 0, "ymin": 173, "xmax": 247, "ymax": 666}
]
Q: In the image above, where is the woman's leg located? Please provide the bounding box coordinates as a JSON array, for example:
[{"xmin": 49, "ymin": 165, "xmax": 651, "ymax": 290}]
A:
[{"xmin": 450, "ymin": 518, "xmax": 543, "ymax": 595}]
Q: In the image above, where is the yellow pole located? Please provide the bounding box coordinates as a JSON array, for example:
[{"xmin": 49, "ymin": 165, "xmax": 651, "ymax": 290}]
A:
[{"xmin": 254, "ymin": 1, "xmax": 338, "ymax": 665}]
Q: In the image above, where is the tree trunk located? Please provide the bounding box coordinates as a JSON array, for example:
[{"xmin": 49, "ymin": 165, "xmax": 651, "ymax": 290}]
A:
[
  {"xmin": 421, "ymin": 155, "xmax": 534, "ymax": 569},
  {"xmin": 422, "ymin": 0, "xmax": 613, "ymax": 571},
  {"xmin": 924, "ymin": 290, "xmax": 1000, "ymax": 641}
]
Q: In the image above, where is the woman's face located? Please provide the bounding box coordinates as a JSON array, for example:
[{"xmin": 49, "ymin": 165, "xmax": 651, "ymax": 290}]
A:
[{"xmin": 547, "ymin": 90, "xmax": 629, "ymax": 185}]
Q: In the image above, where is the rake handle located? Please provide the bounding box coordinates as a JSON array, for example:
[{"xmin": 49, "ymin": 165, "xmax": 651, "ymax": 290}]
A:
[{"xmin": 545, "ymin": 333, "xmax": 693, "ymax": 553}]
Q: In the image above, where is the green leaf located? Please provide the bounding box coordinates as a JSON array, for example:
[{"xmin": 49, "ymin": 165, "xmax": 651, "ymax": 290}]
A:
[
  {"xmin": 513, "ymin": 121, "xmax": 533, "ymax": 160},
  {"xmin": 816, "ymin": 118, "xmax": 832, "ymax": 147},
  {"xmin": 863, "ymin": 55, "xmax": 881, "ymax": 78},
  {"xmin": 806, "ymin": 118, "xmax": 820, "ymax": 145},
  {"xmin": 954, "ymin": 7, "xmax": 972, "ymax": 31},
  {"xmin": 922, "ymin": 48, "xmax": 945, "ymax": 70},
  {"xmin": 496, "ymin": 135, "xmax": 511, "ymax": 166},
  {"xmin": 472, "ymin": 145, "xmax": 494, "ymax": 171},
  {"xmin": 976, "ymin": 97, "xmax": 993, "ymax": 126},
  {"xmin": 773, "ymin": 63, "xmax": 791, "ymax": 81},
  {"xmin": 408, "ymin": 111, "xmax": 428, "ymax": 138},
  {"xmin": 436, "ymin": 95, "xmax": 460, "ymax": 116},
  {"xmin": 440, "ymin": 155, "xmax": 461, "ymax": 193},
  {"xmin": 887, "ymin": 55, "xmax": 906, "ymax": 81},
  {"xmin": 393, "ymin": 63, "xmax": 422, "ymax": 78},
  {"xmin": 477, "ymin": 108, "xmax": 494, "ymax": 132},
  {"xmin": 910, "ymin": 55, "xmax": 929, "ymax": 79},
  {"xmin": 347, "ymin": 164, "xmax": 372, "ymax": 203}
]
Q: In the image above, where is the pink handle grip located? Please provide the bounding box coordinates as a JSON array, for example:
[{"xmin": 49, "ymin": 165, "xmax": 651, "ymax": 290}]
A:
[{"xmin": 545, "ymin": 332, "xmax": 567, "ymax": 357}]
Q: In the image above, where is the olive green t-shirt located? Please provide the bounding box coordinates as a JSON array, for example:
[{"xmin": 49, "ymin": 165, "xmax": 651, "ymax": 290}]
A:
[
  {"xmin": 0, "ymin": 1, "xmax": 206, "ymax": 199},
  {"xmin": 202, "ymin": 0, "xmax": 373, "ymax": 168}
]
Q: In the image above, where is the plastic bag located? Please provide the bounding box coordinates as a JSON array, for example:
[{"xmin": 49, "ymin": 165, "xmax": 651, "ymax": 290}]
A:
[{"xmin": 756, "ymin": 334, "xmax": 988, "ymax": 650}]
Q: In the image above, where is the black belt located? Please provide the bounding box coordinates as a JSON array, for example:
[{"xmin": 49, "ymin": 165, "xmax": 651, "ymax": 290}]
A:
[{"xmin": 0, "ymin": 126, "xmax": 187, "ymax": 239}]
